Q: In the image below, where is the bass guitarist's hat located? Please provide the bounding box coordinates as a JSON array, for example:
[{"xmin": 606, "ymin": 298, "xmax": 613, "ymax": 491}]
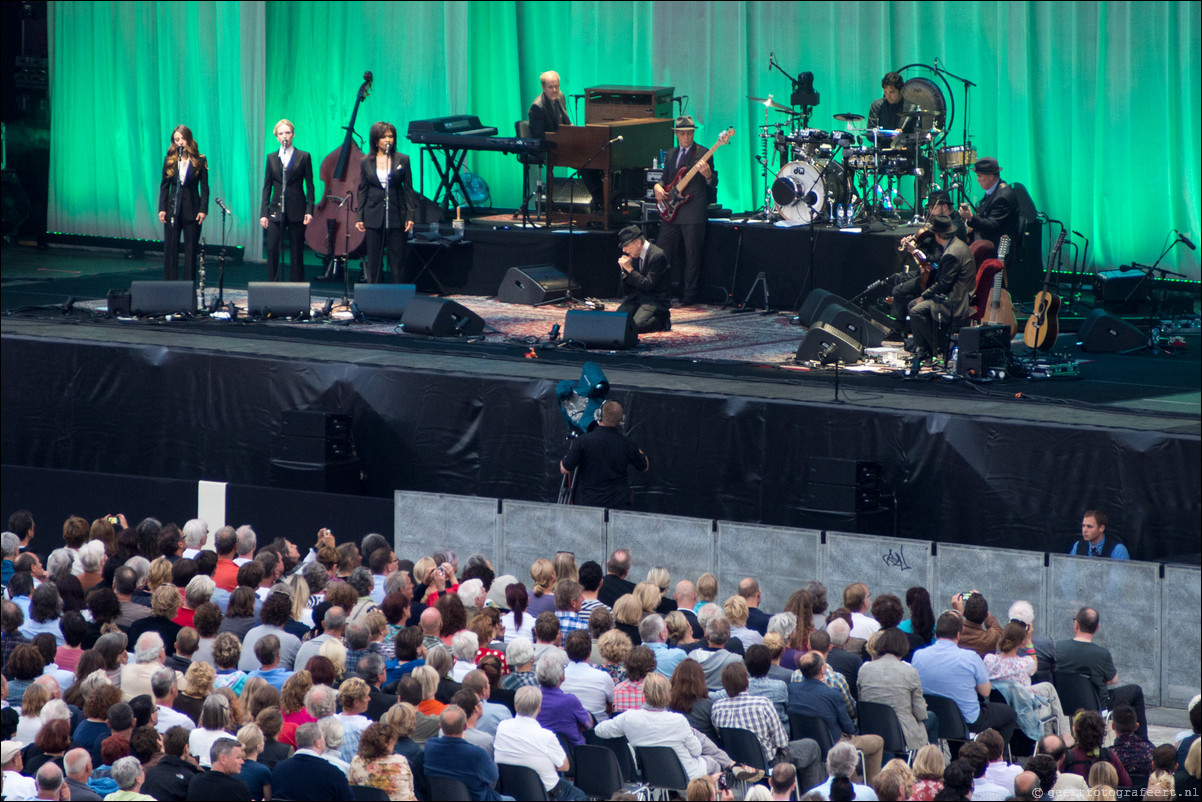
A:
[
  {"xmin": 672, "ymin": 115, "xmax": 698, "ymax": 131},
  {"xmin": 972, "ymin": 157, "xmax": 1001, "ymax": 174}
]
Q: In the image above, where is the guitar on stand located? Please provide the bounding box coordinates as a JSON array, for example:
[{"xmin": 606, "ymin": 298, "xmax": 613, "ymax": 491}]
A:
[
  {"xmin": 982, "ymin": 235, "xmax": 1017, "ymax": 336},
  {"xmin": 1023, "ymin": 229, "xmax": 1066, "ymax": 350},
  {"xmin": 656, "ymin": 128, "xmax": 734, "ymax": 223}
]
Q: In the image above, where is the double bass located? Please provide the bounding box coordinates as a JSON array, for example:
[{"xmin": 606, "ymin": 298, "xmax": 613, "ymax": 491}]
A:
[{"xmin": 306, "ymin": 71, "xmax": 373, "ymax": 278}]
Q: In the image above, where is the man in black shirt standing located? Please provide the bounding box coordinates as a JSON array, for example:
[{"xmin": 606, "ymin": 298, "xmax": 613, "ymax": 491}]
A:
[{"xmin": 560, "ymin": 400, "xmax": 648, "ymax": 509}]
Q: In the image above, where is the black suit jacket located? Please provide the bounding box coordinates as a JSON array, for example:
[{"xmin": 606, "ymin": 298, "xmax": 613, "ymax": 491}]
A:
[
  {"xmin": 597, "ymin": 574, "xmax": 637, "ymax": 609},
  {"xmin": 923, "ymin": 235, "xmax": 978, "ymax": 321},
  {"xmin": 356, "ymin": 152, "xmax": 418, "ymax": 230},
  {"xmin": 528, "ymin": 94, "xmax": 570, "ymax": 140},
  {"xmin": 366, "ymin": 684, "xmax": 398, "ymax": 721},
  {"xmin": 661, "ymin": 143, "xmax": 718, "ymax": 224},
  {"xmin": 622, "ymin": 242, "xmax": 671, "ymax": 307},
  {"xmin": 158, "ymin": 155, "xmax": 210, "ymax": 221},
  {"xmin": 260, "ymin": 149, "xmax": 315, "ymax": 222},
  {"xmin": 746, "ymin": 606, "xmax": 772, "ymax": 636},
  {"xmin": 970, "ymin": 181, "xmax": 1019, "ymax": 247}
]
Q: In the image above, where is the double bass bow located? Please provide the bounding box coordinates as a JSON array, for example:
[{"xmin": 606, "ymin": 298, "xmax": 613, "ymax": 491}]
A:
[{"xmin": 307, "ymin": 71, "xmax": 373, "ymax": 279}]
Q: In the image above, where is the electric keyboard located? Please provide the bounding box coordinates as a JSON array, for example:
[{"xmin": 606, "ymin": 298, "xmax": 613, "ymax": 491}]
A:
[
  {"xmin": 407, "ymin": 115, "xmax": 498, "ymax": 138},
  {"xmin": 407, "ymin": 133, "xmax": 553, "ymax": 155}
]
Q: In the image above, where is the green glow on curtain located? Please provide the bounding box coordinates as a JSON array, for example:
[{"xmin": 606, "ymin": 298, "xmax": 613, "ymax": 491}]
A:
[{"xmin": 48, "ymin": 1, "xmax": 1200, "ymax": 279}]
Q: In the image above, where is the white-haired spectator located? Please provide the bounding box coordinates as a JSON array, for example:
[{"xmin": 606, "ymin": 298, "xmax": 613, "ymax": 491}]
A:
[
  {"xmin": 1008, "ymin": 599, "xmax": 1057, "ymax": 684},
  {"xmin": 696, "ymin": 602, "xmax": 725, "ymax": 634},
  {"xmin": 120, "ymin": 631, "xmax": 167, "ymax": 701},
  {"xmin": 493, "ymin": 685, "xmax": 587, "ymax": 800},
  {"xmin": 77, "ymin": 541, "xmax": 107, "ymax": 593},
  {"xmin": 46, "ymin": 548, "xmax": 76, "ymax": 582},
  {"xmin": 533, "ymin": 648, "xmax": 592, "ymax": 747},
  {"xmin": 502, "ymin": 637, "xmax": 536, "ymax": 690},
  {"xmin": 151, "ymin": 667, "xmax": 193, "ymax": 734},
  {"xmin": 181, "ymin": 519, "xmax": 208, "ymax": 560},
  {"xmin": 234, "ymin": 525, "xmax": 256, "ymax": 566},
  {"xmin": 317, "ymin": 716, "xmax": 351, "ymax": 774},
  {"xmin": 456, "ymin": 578, "xmax": 486, "ymax": 613},
  {"xmin": 109, "ymin": 755, "xmax": 152, "ymax": 798},
  {"xmin": 450, "ymin": 631, "xmax": 480, "ymax": 682}
]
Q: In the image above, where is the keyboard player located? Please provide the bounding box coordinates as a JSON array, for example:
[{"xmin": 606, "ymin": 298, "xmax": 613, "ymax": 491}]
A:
[{"xmin": 528, "ymin": 70, "xmax": 605, "ymax": 212}]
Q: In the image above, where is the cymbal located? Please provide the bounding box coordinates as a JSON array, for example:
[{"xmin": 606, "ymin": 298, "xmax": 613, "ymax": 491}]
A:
[
  {"xmin": 898, "ymin": 108, "xmax": 934, "ymax": 117},
  {"xmin": 833, "ymin": 112, "xmax": 865, "ymax": 122},
  {"xmin": 748, "ymin": 94, "xmax": 793, "ymax": 113}
]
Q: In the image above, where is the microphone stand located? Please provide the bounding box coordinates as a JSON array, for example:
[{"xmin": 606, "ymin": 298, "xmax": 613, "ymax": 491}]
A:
[
  {"xmin": 932, "ymin": 58, "xmax": 976, "ymax": 175},
  {"xmin": 215, "ymin": 207, "xmax": 229, "ymax": 313},
  {"xmin": 343, "ymin": 191, "xmax": 355, "ymax": 310}
]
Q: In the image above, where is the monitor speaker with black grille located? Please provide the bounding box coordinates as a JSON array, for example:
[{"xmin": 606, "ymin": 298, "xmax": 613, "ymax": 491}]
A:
[
  {"xmin": 354, "ymin": 284, "xmax": 417, "ymax": 319},
  {"xmin": 563, "ymin": 310, "xmax": 638, "ymax": 349},
  {"xmin": 795, "ymin": 322, "xmax": 864, "ymax": 364},
  {"xmin": 400, "ymin": 296, "xmax": 486, "ymax": 336},
  {"xmin": 247, "ymin": 282, "xmax": 312, "ymax": 319},
  {"xmin": 817, "ymin": 302, "xmax": 889, "ymax": 347},
  {"xmin": 129, "ymin": 281, "xmax": 196, "ymax": 316},
  {"xmin": 797, "ymin": 289, "xmax": 846, "ymax": 327},
  {"xmin": 496, "ymin": 265, "xmax": 581, "ymax": 305},
  {"xmin": 1077, "ymin": 308, "xmax": 1147, "ymax": 352}
]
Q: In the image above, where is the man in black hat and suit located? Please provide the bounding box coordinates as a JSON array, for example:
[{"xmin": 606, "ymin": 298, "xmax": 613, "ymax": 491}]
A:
[
  {"xmin": 653, "ymin": 115, "xmax": 718, "ymax": 307},
  {"xmin": 615, "ymin": 224, "xmax": 671, "ymax": 333},
  {"xmin": 884, "ymin": 191, "xmax": 968, "ymax": 338},
  {"xmin": 908, "ymin": 214, "xmax": 978, "ymax": 363},
  {"xmin": 958, "ymin": 157, "xmax": 1018, "ymax": 250}
]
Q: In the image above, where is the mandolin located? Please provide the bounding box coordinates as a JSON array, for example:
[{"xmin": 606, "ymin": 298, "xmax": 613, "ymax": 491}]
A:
[
  {"xmin": 1023, "ymin": 230, "xmax": 1065, "ymax": 349},
  {"xmin": 982, "ymin": 235, "xmax": 1018, "ymax": 336},
  {"xmin": 657, "ymin": 128, "xmax": 734, "ymax": 223},
  {"xmin": 901, "ymin": 236, "xmax": 937, "ymax": 289}
]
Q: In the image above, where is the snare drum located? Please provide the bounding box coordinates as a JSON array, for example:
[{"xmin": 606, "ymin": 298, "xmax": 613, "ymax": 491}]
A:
[{"xmin": 937, "ymin": 145, "xmax": 977, "ymax": 170}]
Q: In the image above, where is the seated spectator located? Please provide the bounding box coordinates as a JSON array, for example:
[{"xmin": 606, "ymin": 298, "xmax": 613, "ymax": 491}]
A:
[
  {"xmin": 336, "ymin": 677, "xmax": 373, "ymax": 763},
  {"xmin": 107, "ymin": 754, "xmax": 156, "ymax": 801},
  {"xmin": 500, "ymin": 582, "xmax": 534, "ymax": 643},
  {"xmin": 724, "ymin": 595, "xmax": 763, "ymax": 649},
  {"xmin": 533, "ymin": 649, "xmax": 591, "ymax": 746},
  {"xmin": 212, "ymin": 632, "xmax": 249, "ymax": 696},
  {"xmin": 1035, "ymin": 734, "xmax": 1090, "ymax": 795},
  {"xmin": 612, "ymin": 594, "xmax": 644, "ymax": 646},
  {"xmin": 876, "ymin": 758, "xmax": 916, "ymax": 801},
  {"xmin": 494, "ymin": 686, "xmax": 586, "ymax": 801},
  {"xmin": 62, "ymin": 746, "xmax": 102, "ymax": 802},
  {"xmin": 810, "ymin": 740, "xmax": 876, "ymax": 800},
  {"xmin": 561, "ymin": 630, "xmax": 613, "ymax": 722},
  {"xmin": 166, "ymin": 626, "xmax": 198, "ymax": 674},
  {"xmin": 613, "ymin": 645, "xmax": 657, "ymax": 714},
  {"xmin": 190, "ymin": 694, "xmax": 234, "ymax": 768},
  {"xmin": 450, "ymin": 630, "xmax": 480, "ymax": 682},
  {"xmin": 1063, "ymin": 710, "xmax": 1131, "ymax": 787},
  {"xmin": 1177, "ymin": 739, "xmax": 1202, "ymax": 799},
  {"xmin": 218, "ymin": 586, "xmax": 259, "ymax": 641},
  {"xmin": 94, "ymin": 631, "xmax": 129, "ymax": 687},
  {"xmin": 822, "ymin": 617, "xmax": 862, "ymax": 688},
  {"xmin": 142, "ymin": 725, "xmax": 200, "ymax": 801},
  {"xmin": 55, "ymin": 611, "xmax": 88, "ymax": 674},
  {"xmin": 984, "ymin": 621, "xmax": 1069, "ymax": 739},
  {"xmin": 271, "ymin": 722, "xmax": 353, "ymax": 800},
  {"xmin": 175, "ymin": 661, "xmax": 215, "ymax": 724},
  {"xmin": 233, "ymin": 723, "xmax": 272, "ymax": 801},
  {"xmin": 954, "ymin": 591, "xmax": 1003, "ymax": 659},
  {"xmin": 247, "ymin": 635, "xmax": 292, "ymax": 691},
  {"xmin": 240, "ymin": 592, "xmax": 302, "ymax": 673},
  {"xmin": 411, "ymin": 666, "xmax": 445, "ymax": 717},
  {"xmin": 121, "ymin": 632, "xmax": 168, "ymax": 702},
  {"xmin": 468, "ymin": 610, "xmax": 508, "ymax": 672},
  {"xmin": 911, "ymin": 743, "xmax": 946, "ymax": 801},
  {"xmin": 975, "ymin": 727, "xmax": 1022, "ymax": 792},
  {"xmin": 957, "ymin": 740, "xmax": 1011, "ymax": 799},
  {"xmin": 380, "ymin": 703, "xmax": 428, "ymax": 798},
  {"xmin": 666, "ymin": 609, "xmax": 701, "ymax": 652},
  {"xmin": 786, "ymin": 650, "xmax": 883, "ymax": 784},
  {"xmin": 937, "ymin": 758, "xmax": 976, "ymax": 801},
  {"xmin": 15, "ymin": 678, "xmax": 52, "ymax": 744},
  {"xmin": 424, "ymin": 706, "xmax": 506, "ymax": 801},
  {"xmin": 451, "ymin": 688, "xmax": 495, "ymax": 757},
  {"xmin": 20, "ymin": 583, "xmax": 66, "ymax": 646},
  {"xmin": 502, "ymin": 638, "xmax": 537, "ymax": 691},
  {"xmin": 640, "ymin": 613, "xmax": 688, "ymax": 678},
  {"xmin": 1110, "ymin": 704, "xmax": 1154, "ymax": 778},
  {"xmin": 128, "ymin": 584, "xmax": 184, "ymax": 657},
  {"xmin": 348, "ymin": 720, "xmax": 415, "ymax": 801},
  {"xmin": 255, "ymin": 708, "xmax": 294, "ymax": 769},
  {"xmin": 857, "ymin": 626, "xmax": 932, "ymax": 751},
  {"xmin": 596, "ymin": 629, "xmax": 632, "ymax": 685},
  {"xmin": 1055, "ymin": 607, "xmax": 1147, "ymax": 740}
]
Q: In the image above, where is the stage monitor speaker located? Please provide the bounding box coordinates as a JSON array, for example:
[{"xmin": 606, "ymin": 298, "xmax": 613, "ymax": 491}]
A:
[
  {"xmin": 400, "ymin": 296, "xmax": 486, "ymax": 336},
  {"xmin": 496, "ymin": 265, "xmax": 581, "ymax": 306},
  {"xmin": 817, "ymin": 302, "xmax": 889, "ymax": 347},
  {"xmin": 797, "ymin": 289, "xmax": 846, "ymax": 327},
  {"xmin": 958, "ymin": 324, "xmax": 1012, "ymax": 353},
  {"xmin": 107, "ymin": 289, "xmax": 131, "ymax": 316},
  {"xmin": 354, "ymin": 284, "xmax": 417, "ymax": 319},
  {"xmin": 1077, "ymin": 308, "xmax": 1147, "ymax": 352},
  {"xmin": 129, "ymin": 281, "xmax": 196, "ymax": 317},
  {"xmin": 795, "ymin": 322, "xmax": 864, "ymax": 364},
  {"xmin": 247, "ymin": 282, "xmax": 311, "ymax": 319},
  {"xmin": 563, "ymin": 310, "xmax": 638, "ymax": 349},
  {"xmin": 1094, "ymin": 269, "xmax": 1151, "ymax": 303}
]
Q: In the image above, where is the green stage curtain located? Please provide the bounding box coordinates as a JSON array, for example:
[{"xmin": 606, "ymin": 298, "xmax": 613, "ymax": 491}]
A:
[
  {"xmin": 47, "ymin": 1, "xmax": 1200, "ymax": 279},
  {"xmin": 48, "ymin": 0, "xmax": 266, "ymax": 256}
]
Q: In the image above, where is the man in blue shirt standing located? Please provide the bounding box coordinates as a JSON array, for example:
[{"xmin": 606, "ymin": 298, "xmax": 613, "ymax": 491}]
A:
[
  {"xmin": 912, "ymin": 611, "xmax": 1017, "ymax": 744},
  {"xmin": 1068, "ymin": 510, "xmax": 1130, "ymax": 559}
]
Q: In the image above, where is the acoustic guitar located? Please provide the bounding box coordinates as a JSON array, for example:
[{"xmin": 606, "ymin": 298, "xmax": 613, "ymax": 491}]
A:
[
  {"xmin": 1023, "ymin": 230, "xmax": 1065, "ymax": 349},
  {"xmin": 983, "ymin": 235, "xmax": 1018, "ymax": 336},
  {"xmin": 657, "ymin": 128, "xmax": 734, "ymax": 223}
]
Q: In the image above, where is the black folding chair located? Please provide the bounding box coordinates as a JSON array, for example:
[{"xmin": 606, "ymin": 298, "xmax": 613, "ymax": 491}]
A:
[
  {"xmin": 789, "ymin": 713, "xmax": 866, "ymax": 781},
  {"xmin": 585, "ymin": 729, "xmax": 640, "ymax": 783},
  {"xmin": 574, "ymin": 743, "xmax": 648, "ymax": 800},
  {"xmin": 426, "ymin": 775, "xmax": 472, "ymax": 801},
  {"xmin": 351, "ymin": 786, "xmax": 391, "ymax": 802},
  {"xmin": 498, "ymin": 762, "xmax": 551, "ymax": 801},
  {"xmin": 857, "ymin": 700, "xmax": 914, "ymax": 763},
  {"xmin": 1053, "ymin": 671, "xmax": 1103, "ymax": 716},
  {"xmin": 634, "ymin": 745, "xmax": 691, "ymax": 801},
  {"xmin": 923, "ymin": 693, "xmax": 971, "ymax": 759}
]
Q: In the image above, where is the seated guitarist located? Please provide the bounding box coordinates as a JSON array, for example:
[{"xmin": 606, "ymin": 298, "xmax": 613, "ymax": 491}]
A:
[
  {"xmin": 653, "ymin": 115, "xmax": 718, "ymax": 307},
  {"xmin": 958, "ymin": 157, "xmax": 1019, "ymax": 257},
  {"xmin": 885, "ymin": 192, "xmax": 965, "ymax": 338},
  {"xmin": 907, "ymin": 215, "xmax": 977, "ymax": 364}
]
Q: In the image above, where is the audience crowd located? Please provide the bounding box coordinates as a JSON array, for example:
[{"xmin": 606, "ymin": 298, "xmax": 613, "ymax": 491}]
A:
[{"xmin": 1, "ymin": 509, "xmax": 1199, "ymax": 802}]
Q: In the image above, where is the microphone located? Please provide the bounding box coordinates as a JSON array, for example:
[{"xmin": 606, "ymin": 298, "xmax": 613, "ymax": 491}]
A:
[
  {"xmin": 1179, "ymin": 232, "xmax": 1197, "ymax": 251},
  {"xmin": 802, "ymin": 191, "xmax": 818, "ymax": 206},
  {"xmin": 863, "ymin": 278, "xmax": 889, "ymax": 293},
  {"xmin": 215, "ymin": 198, "xmax": 231, "ymax": 216},
  {"xmin": 608, "ymin": 136, "xmax": 624, "ymax": 145}
]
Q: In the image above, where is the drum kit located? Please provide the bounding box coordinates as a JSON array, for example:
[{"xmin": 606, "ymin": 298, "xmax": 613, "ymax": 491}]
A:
[{"xmin": 751, "ymin": 64, "xmax": 979, "ymax": 227}]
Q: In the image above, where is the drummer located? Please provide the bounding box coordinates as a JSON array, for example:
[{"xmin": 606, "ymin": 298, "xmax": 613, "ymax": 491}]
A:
[{"xmin": 867, "ymin": 72, "xmax": 918, "ymax": 147}]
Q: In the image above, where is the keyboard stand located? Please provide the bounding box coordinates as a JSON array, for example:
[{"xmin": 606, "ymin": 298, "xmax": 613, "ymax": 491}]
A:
[{"xmin": 418, "ymin": 144, "xmax": 476, "ymax": 213}]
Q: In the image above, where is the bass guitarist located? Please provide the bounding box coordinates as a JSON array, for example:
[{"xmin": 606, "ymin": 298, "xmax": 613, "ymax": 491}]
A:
[{"xmin": 653, "ymin": 115, "xmax": 718, "ymax": 307}]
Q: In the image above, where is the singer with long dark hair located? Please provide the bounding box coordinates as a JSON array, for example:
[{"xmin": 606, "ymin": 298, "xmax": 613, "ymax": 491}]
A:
[
  {"xmin": 259, "ymin": 119, "xmax": 315, "ymax": 282},
  {"xmin": 355, "ymin": 121, "xmax": 416, "ymax": 284},
  {"xmin": 157, "ymin": 124, "xmax": 209, "ymax": 281}
]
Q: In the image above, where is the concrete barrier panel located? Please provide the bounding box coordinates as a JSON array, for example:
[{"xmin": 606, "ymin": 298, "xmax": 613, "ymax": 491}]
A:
[
  {"xmin": 824, "ymin": 531, "xmax": 934, "ymax": 614},
  {"xmin": 716, "ymin": 522, "xmax": 822, "ymax": 614},
  {"xmin": 1161, "ymin": 566, "xmax": 1201, "ymax": 709},
  {"xmin": 608, "ymin": 510, "xmax": 716, "ymax": 593},
  {"xmin": 935, "ymin": 544, "xmax": 1049, "ymax": 635},
  {"xmin": 500, "ymin": 500, "xmax": 607, "ymax": 580},
  {"xmin": 1048, "ymin": 555, "xmax": 1161, "ymax": 707},
  {"xmin": 395, "ymin": 491, "xmax": 500, "ymax": 565}
]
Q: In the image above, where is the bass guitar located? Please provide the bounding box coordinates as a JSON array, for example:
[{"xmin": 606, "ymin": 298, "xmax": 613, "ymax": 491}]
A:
[
  {"xmin": 982, "ymin": 235, "xmax": 1018, "ymax": 336},
  {"xmin": 656, "ymin": 128, "xmax": 734, "ymax": 223},
  {"xmin": 1023, "ymin": 229, "xmax": 1065, "ymax": 349}
]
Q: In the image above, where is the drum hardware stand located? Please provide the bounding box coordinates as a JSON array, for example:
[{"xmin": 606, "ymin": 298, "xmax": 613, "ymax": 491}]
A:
[
  {"xmin": 720, "ymin": 223, "xmax": 747, "ymax": 309},
  {"xmin": 1065, "ymin": 229, "xmax": 1092, "ymax": 313},
  {"xmin": 732, "ymin": 271, "xmax": 770, "ymax": 314}
]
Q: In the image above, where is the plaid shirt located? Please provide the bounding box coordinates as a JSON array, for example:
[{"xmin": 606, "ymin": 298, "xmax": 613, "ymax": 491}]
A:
[
  {"xmin": 612, "ymin": 679, "xmax": 645, "ymax": 713},
  {"xmin": 1, "ymin": 629, "xmax": 28, "ymax": 676},
  {"xmin": 711, "ymin": 692, "xmax": 790, "ymax": 761},
  {"xmin": 345, "ymin": 647, "xmax": 371, "ymax": 677},
  {"xmin": 501, "ymin": 669, "xmax": 538, "ymax": 691},
  {"xmin": 555, "ymin": 610, "xmax": 589, "ymax": 635},
  {"xmin": 792, "ymin": 667, "xmax": 856, "ymax": 723}
]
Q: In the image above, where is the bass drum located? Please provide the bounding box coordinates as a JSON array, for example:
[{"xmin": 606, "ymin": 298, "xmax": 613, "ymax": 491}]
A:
[{"xmin": 772, "ymin": 160, "xmax": 847, "ymax": 224}]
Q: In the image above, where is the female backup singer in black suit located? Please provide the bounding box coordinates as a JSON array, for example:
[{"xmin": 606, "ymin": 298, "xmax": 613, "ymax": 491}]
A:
[
  {"xmin": 259, "ymin": 119, "xmax": 315, "ymax": 282},
  {"xmin": 157, "ymin": 125, "xmax": 209, "ymax": 281},
  {"xmin": 355, "ymin": 121, "xmax": 417, "ymax": 284}
]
